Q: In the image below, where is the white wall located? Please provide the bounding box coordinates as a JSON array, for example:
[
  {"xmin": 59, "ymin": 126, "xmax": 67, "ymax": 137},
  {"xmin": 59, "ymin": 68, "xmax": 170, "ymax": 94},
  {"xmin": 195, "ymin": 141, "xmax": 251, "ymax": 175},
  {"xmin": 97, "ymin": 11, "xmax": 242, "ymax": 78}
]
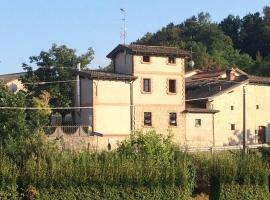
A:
[
  {"xmin": 185, "ymin": 113, "xmax": 214, "ymax": 147},
  {"xmin": 246, "ymin": 84, "xmax": 270, "ymax": 143},
  {"xmin": 211, "ymin": 84, "xmax": 245, "ymax": 146},
  {"xmin": 93, "ymin": 79, "xmax": 131, "ymax": 136}
]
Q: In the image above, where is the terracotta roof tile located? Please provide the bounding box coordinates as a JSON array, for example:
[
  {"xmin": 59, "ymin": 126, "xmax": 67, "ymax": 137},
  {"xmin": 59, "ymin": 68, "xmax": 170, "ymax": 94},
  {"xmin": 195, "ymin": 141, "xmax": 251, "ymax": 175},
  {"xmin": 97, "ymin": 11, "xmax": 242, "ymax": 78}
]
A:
[
  {"xmin": 248, "ymin": 75, "xmax": 270, "ymax": 85},
  {"xmin": 186, "ymin": 79, "xmax": 245, "ymax": 100},
  {"xmin": 107, "ymin": 44, "xmax": 190, "ymax": 58},
  {"xmin": 76, "ymin": 70, "xmax": 137, "ymax": 81}
]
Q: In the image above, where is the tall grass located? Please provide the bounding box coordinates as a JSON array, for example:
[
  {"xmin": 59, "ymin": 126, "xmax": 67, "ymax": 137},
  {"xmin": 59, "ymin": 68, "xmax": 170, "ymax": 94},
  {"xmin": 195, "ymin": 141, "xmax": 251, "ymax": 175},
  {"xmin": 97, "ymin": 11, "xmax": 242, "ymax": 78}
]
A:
[
  {"xmin": 1, "ymin": 130, "xmax": 269, "ymax": 199},
  {"xmin": 0, "ymin": 130, "xmax": 195, "ymax": 199}
]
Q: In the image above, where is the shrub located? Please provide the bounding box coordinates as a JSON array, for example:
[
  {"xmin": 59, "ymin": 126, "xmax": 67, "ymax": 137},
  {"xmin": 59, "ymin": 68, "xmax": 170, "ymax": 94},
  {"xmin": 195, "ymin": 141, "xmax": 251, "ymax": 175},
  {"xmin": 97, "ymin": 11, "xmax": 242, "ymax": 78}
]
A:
[
  {"xmin": 259, "ymin": 146, "xmax": 270, "ymax": 164},
  {"xmin": 209, "ymin": 153, "xmax": 269, "ymax": 200},
  {"xmin": 190, "ymin": 152, "xmax": 212, "ymax": 194},
  {"xmin": 1, "ymin": 130, "xmax": 194, "ymax": 199},
  {"xmin": 0, "ymin": 153, "xmax": 18, "ymax": 190},
  {"xmin": 117, "ymin": 130, "xmax": 175, "ymax": 160},
  {"xmin": 37, "ymin": 186, "xmax": 190, "ymax": 200},
  {"xmin": 0, "ymin": 188, "xmax": 19, "ymax": 200},
  {"xmin": 218, "ymin": 184, "xmax": 269, "ymax": 200}
]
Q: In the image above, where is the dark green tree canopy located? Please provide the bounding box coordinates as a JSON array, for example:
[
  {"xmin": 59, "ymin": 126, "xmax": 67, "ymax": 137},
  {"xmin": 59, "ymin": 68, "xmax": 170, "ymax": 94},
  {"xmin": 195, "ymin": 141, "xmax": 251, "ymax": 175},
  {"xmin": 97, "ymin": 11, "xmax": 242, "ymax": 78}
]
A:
[
  {"xmin": 136, "ymin": 12, "xmax": 253, "ymax": 70},
  {"xmin": 136, "ymin": 7, "xmax": 270, "ymax": 74},
  {"xmin": 0, "ymin": 84, "xmax": 50, "ymax": 146}
]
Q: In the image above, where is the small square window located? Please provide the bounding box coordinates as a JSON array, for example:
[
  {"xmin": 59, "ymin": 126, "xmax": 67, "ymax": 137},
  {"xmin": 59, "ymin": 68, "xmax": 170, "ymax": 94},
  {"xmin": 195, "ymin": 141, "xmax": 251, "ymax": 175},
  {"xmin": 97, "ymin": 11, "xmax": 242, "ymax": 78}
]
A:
[
  {"xmin": 231, "ymin": 106, "xmax": 234, "ymax": 110},
  {"xmin": 168, "ymin": 79, "xmax": 176, "ymax": 93},
  {"xmin": 256, "ymin": 105, "xmax": 259, "ymax": 109},
  {"xmin": 142, "ymin": 55, "xmax": 150, "ymax": 62},
  {"xmin": 195, "ymin": 119, "xmax": 201, "ymax": 127},
  {"xmin": 168, "ymin": 56, "xmax": 176, "ymax": 64},
  {"xmin": 169, "ymin": 113, "xmax": 177, "ymax": 126},
  {"xmin": 144, "ymin": 112, "xmax": 152, "ymax": 126},
  {"xmin": 231, "ymin": 124, "xmax": 235, "ymax": 130},
  {"xmin": 143, "ymin": 78, "xmax": 151, "ymax": 93}
]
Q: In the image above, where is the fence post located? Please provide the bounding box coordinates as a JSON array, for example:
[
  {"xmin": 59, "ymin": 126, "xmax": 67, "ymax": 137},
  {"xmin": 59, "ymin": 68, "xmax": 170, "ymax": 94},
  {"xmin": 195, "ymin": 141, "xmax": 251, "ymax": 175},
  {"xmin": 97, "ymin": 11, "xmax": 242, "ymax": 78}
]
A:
[{"xmin": 211, "ymin": 146, "xmax": 214, "ymax": 154}]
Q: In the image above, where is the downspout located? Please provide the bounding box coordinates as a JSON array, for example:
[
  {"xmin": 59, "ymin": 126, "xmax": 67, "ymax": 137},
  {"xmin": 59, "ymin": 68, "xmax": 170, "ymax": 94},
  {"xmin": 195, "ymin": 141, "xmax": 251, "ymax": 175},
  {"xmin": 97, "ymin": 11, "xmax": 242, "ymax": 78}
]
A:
[
  {"xmin": 212, "ymin": 113, "xmax": 215, "ymax": 150},
  {"xmin": 130, "ymin": 80, "xmax": 134, "ymax": 134},
  {"xmin": 130, "ymin": 54, "xmax": 135, "ymax": 134},
  {"xmin": 243, "ymin": 85, "xmax": 247, "ymax": 154}
]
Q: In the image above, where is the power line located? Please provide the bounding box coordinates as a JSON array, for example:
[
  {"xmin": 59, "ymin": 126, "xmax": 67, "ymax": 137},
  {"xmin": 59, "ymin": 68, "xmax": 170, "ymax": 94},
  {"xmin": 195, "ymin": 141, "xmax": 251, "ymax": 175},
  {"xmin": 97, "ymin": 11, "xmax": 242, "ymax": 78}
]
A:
[
  {"xmin": 37, "ymin": 67, "xmax": 77, "ymax": 69},
  {"xmin": 0, "ymin": 80, "xmax": 78, "ymax": 86}
]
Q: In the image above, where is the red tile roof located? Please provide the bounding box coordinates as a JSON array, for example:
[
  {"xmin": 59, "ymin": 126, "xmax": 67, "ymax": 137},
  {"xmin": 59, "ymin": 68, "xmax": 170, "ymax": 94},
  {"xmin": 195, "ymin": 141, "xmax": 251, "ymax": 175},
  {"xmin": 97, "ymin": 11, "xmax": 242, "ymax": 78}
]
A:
[{"xmin": 107, "ymin": 44, "xmax": 190, "ymax": 58}]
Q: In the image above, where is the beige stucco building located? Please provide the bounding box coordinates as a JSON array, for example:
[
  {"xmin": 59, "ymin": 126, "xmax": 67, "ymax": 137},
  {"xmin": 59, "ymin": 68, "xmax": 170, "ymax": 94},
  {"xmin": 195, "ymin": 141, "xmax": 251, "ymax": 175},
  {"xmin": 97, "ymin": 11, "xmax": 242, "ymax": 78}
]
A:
[
  {"xmin": 186, "ymin": 68, "xmax": 270, "ymax": 147},
  {"xmin": 76, "ymin": 44, "xmax": 190, "ymax": 149},
  {"xmin": 74, "ymin": 44, "xmax": 270, "ymax": 150}
]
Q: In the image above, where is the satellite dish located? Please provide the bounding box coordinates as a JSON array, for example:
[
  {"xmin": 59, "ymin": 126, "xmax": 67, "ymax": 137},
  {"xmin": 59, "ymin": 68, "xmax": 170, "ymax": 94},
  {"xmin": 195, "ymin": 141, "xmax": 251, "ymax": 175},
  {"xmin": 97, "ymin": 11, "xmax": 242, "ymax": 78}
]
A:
[{"xmin": 188, "ymin": 60, "xmax": 195, "ymax": 68}]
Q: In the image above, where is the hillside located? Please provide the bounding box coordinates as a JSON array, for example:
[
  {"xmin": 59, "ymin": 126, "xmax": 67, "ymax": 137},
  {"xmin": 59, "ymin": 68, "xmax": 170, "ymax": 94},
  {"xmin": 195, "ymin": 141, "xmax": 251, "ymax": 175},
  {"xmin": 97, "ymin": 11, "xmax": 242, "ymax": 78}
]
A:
[{"xmin": 136, "ymin": 6, "xmax": 270, "ymax": 76}]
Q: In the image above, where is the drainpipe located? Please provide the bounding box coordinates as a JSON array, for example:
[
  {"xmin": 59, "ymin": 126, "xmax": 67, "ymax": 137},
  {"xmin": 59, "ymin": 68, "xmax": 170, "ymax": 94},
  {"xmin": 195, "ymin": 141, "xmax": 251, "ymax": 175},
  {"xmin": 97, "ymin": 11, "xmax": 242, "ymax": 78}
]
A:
[
  {"xmin": 130, "ymin": 80, "xmax": 134, "ymax": 133},
  {"xmin": 243, "ymin": 85, "xmax": 247, "ymax": 154},
  {"xmin": 212, "ymin": 113, "xmax": 215, "ymax": 153}
]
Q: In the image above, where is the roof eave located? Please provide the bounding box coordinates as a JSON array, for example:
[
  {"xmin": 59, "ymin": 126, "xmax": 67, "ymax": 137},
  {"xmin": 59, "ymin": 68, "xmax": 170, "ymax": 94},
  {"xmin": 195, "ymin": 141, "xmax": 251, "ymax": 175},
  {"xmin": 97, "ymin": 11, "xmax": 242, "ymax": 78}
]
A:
[
  {"xmin": 183, "ymin": 109, "xmax": 220, "ymax": 114},
  {"xmin": 77, "ymin": 71, "xmax": 137, "ymax": 82},
  {"xmin": 106, "ymin": 44, "xmax": 131, "ymax": 59}
]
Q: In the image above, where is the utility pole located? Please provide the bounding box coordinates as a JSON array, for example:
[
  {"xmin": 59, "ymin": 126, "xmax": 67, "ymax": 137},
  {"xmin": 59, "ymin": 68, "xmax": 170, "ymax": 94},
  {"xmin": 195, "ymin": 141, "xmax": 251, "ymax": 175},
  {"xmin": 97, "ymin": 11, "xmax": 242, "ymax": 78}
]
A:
[
  {"xmin": 76, "ymin": 63, "xmax": 81, "ymax": 125},
  {"xmin": 243, "ymin": 85, "xmax": 247, "ymax": 154}
]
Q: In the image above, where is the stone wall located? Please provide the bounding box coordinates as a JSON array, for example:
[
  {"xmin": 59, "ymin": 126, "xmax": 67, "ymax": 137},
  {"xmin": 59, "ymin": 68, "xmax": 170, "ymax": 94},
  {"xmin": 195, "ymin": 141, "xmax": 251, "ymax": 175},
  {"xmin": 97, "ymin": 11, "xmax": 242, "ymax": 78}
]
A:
[{"xmin": 46, "ymin": 126, "xmax": 129, "ymax": 151}]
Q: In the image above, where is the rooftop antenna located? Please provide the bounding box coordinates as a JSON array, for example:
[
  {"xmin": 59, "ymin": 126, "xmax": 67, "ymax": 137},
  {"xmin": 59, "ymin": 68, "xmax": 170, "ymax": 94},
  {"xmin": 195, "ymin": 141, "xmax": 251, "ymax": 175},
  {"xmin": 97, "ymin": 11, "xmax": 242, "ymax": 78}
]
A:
[{"xmin": 120, "ymin": 8, "xmax": 127, "ymax": 44}]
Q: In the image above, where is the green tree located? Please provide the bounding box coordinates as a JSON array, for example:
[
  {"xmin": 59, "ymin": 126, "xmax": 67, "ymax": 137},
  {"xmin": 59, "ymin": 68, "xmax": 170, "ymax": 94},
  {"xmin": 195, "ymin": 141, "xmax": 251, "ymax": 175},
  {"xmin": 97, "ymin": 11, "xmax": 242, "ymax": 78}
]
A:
[
  {"xmin": 21, "ymin": 44, "xmax": 94, "ymax": 116},
  {"xmin": 220, "ymin": 15, "xmax": 241, "ymax": 49},
  {"xmin": 260, "ymin": 6, "xmax": 270, "ymax": 57},
  {"xmin": 27, "ymin": 91, "xmax": 51, "ymax": 131},
  {"xmin": 0, "ymin": 84, "xmax": 28, "ymax": 145},
  {"xmin": 239, "ymin": 12, "xmax": 263, "ymax": 59},
  {"xmin": 0, "ymin": 84, "xmax": 51, "ymax": 163},
  {"xmin": 137, "ymin": 12, "xmax": 253, "ymax": 70}
]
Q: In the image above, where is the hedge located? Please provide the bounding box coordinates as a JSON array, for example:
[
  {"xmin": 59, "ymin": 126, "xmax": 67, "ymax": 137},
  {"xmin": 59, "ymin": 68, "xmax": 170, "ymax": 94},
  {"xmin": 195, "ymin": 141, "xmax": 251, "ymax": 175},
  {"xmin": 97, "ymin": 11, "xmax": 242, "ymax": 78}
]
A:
[
  {"xmin": 211, "ymin": 184, "xmax": 269, "ymax": 200},
  {"xmin": 37, "ymin": 186, "xmax": 190, "ymax": 200},
  {"xmin": 0, "ymin": 189, "xmax": 19, "ymax": 200},
  {"xmin": 209, "ymin": 153, "xmax": 269, "ymax": 200}
]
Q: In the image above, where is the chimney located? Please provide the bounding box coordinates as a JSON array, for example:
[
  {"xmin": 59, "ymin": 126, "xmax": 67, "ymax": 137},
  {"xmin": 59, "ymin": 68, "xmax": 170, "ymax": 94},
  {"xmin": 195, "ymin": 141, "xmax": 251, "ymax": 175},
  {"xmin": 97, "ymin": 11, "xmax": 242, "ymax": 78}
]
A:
[{"xmin": 226, "ymin": 69, "xmax": 235, "ymax": 81}]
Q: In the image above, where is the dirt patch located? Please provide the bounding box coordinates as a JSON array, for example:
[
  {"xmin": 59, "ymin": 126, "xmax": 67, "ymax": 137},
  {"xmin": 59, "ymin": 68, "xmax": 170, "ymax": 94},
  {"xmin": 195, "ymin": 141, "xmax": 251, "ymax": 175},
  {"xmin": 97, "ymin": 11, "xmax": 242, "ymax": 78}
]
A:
[{"xmin": 191, "ymin": 193, "xmax": 209, "ymax": 200}]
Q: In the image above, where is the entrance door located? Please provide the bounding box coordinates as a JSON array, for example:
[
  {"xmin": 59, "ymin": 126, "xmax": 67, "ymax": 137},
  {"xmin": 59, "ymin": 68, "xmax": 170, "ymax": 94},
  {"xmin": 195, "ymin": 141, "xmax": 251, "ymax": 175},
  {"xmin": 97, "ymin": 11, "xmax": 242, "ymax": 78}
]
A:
[{"xmin": 258, "ymin": 126, "xmax": 266, "ymax": 144}]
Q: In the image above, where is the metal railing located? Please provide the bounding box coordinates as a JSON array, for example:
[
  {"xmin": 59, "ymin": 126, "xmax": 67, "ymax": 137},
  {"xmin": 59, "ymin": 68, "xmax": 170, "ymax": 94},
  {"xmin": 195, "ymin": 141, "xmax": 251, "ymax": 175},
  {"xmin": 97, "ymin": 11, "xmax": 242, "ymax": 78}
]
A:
[{"xmin": 44, "ymin": 125, "xmax": 92, "ymax": 136}]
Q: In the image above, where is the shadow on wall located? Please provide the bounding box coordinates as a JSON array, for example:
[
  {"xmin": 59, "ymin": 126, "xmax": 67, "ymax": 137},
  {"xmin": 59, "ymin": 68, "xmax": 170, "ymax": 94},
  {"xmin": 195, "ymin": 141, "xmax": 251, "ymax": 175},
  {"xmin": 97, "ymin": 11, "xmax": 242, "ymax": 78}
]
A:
[{"xmin": 224, "ymin": 129, "xmax": 255, "ymax": 146}]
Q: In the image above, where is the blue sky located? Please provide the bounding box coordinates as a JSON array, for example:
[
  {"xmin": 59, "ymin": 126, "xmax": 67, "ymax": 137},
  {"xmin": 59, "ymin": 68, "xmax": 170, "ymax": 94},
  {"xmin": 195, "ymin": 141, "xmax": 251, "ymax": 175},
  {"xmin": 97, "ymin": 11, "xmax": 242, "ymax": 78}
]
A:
[{"xmin": 0, "ymin": 0, "xmax": 269, "ymax": 74}]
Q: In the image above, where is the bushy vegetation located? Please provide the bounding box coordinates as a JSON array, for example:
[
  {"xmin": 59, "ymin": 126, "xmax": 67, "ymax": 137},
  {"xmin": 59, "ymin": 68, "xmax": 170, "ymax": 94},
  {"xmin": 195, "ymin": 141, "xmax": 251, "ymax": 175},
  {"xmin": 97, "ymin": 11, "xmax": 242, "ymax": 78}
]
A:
[
  {"xmin": 218, "ymin": 184, "xmax": 269, "ymax": 200},
  {"xmin": 1, "ymin": 129, "xmax": 270, "ymax": 199},
  {"xmin": 0, "ymin": 130, "xmax": 195, "ymax": 199},
  {"xmin": 209, "ymin": 153, "xmax": 269, "ymax": 200}
]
